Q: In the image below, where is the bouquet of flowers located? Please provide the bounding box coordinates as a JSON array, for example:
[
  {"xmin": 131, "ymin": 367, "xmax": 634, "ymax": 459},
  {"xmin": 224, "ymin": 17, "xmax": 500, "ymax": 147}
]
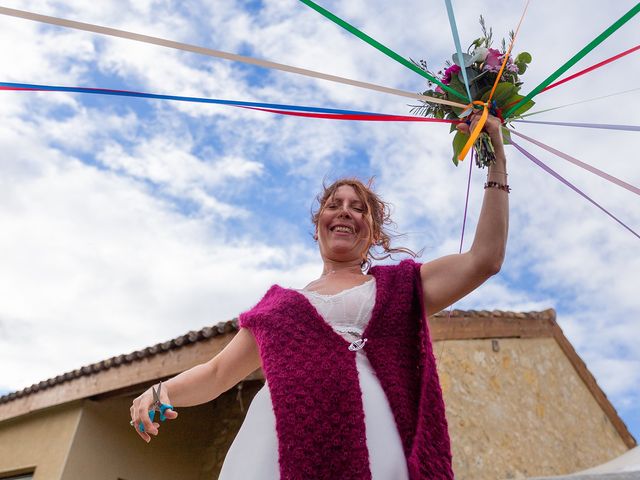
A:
[{"xmin": 411, "ymin": 16, "xmax": 534, "ymax": 167}]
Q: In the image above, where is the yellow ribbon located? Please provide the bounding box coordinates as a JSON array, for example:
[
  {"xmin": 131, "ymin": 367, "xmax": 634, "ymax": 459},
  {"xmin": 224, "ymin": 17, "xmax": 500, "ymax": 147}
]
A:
[
  {"xmin": 457, "ymin": 0, "xmax": 530, "ymax": 162},
  {"xmin": 487, "ymin": 0, "xmax": 530, "ymax": 102},
  {"xmin": 458, "ymin": 101, "xmax": 489, "ymax": 162}
]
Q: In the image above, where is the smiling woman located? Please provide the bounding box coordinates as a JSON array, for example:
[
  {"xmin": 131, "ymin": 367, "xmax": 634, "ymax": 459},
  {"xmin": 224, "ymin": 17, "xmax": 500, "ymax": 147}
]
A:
[
  {"xmin": 309, "ymin": 177, "xmax": 418, "ymax": 284},
  {"xmin": 129, "ymin": 113, "xmax": 509, "ymax": 479}
]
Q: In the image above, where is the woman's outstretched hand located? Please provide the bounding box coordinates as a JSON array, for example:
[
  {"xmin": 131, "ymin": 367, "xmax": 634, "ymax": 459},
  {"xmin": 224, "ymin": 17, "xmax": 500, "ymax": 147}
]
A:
[
  {"xmin": 456, "ymin": 111, "xmax": 503, "ymax": 146},
  {"xmin": 130, "ymin": 384, "xmax": 179, "ymax": 443}
]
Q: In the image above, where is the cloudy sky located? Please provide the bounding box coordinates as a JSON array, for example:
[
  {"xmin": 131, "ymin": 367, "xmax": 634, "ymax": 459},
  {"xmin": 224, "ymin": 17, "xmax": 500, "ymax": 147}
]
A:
[{"xmin": 1, "ymin": 0, "xmax": 639, "ymax": 440}]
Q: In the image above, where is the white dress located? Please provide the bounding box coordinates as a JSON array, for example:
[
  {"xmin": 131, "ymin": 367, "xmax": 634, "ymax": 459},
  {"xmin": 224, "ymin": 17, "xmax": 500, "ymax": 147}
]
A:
[{"xmin": 219, "ymin": 279, "xmax": 409, "ymax": 479}]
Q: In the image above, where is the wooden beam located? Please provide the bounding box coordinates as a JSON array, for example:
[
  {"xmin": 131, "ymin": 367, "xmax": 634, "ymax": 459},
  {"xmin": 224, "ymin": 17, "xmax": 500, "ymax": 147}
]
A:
[{"xmin": 429, "ymin": 315, "xmax": 555, "ymax": 341}]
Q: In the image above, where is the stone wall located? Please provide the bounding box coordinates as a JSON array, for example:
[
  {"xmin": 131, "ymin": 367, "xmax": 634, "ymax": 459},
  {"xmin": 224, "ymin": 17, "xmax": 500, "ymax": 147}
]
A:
[{"xmin": 436, "ymin": 337, "xmax": 628, "ymax": 479}]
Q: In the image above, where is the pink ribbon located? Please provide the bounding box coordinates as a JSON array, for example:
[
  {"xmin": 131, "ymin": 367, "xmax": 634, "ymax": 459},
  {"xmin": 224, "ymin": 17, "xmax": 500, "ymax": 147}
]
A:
[
  {"xmin": 511, "ymin": 141, "xmax": 640, "ymax": 240},
  {"xmin": 507, "ymin": 128, "xmax": 640, "ymax": 196}
]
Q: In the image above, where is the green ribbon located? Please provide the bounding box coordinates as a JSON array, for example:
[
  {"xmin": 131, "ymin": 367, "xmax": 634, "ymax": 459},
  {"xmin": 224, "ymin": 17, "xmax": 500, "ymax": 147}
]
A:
[
  {"xmin": 505, "ymin": 2, "xmax": 640, "ymax": 118},
  {"xmin": 298, "ymin": 0, "xmax": 469, "ymax": 102}
]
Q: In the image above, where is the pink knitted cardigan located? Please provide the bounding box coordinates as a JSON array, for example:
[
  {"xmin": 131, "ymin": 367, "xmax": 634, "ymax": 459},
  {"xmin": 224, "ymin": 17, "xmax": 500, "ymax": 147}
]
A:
[{"xmin": 239, "ymin": 259, "xmax": 453, "ymax": 479}]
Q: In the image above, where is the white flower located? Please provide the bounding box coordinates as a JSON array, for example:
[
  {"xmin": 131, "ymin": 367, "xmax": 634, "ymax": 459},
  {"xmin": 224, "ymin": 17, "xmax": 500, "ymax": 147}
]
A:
[{"xmin": 472, "ymin": 47, "xmax": 489, "ymax": 62}]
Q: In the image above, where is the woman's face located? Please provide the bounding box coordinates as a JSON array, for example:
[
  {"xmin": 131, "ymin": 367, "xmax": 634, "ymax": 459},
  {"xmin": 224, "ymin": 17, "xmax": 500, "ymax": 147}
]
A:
[{"xmin": 316, "ymin": 185, "xmax": 372, "ymax": 263}]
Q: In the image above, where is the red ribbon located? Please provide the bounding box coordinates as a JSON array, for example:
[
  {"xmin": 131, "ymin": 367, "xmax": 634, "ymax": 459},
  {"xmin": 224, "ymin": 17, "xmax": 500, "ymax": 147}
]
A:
[
  {"xmin": 542, "ymin": 44, "xmax": 640, "ymax": 93},
  {"xmin": 240, "ymin": 106, "xmax": 459, "ymax": 123},
  {"xmin": 504, "ymin": 44, "xmax": 640, "ymax": 113}
]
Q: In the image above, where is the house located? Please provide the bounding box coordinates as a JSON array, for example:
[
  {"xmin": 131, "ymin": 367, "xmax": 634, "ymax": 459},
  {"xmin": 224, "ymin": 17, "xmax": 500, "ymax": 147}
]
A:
[{"xmin": 0, "ymin": 309, "xmax": 635, "ymax": 480}]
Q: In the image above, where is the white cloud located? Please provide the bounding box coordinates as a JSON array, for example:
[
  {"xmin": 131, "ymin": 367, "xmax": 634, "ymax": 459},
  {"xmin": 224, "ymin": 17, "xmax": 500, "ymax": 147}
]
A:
[
  {"xmin": 0, "ymin": 0, "xmax": 639, "ymax": 440},
  {"xmin": 97, "ymin": 134, "xmax": 264, "ymax": 217},
  {"xmin": 0, "ymin": 125, "xmax": 317, "ymax": 388}
]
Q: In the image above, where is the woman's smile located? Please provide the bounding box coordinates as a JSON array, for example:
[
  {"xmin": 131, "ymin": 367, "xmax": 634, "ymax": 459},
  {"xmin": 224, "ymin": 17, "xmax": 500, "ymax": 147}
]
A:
[
  {"xmin": 330, "ymin": 224, "xmax": 356, "ymax": 236},
  {"xmin": 317, "ymin": 185, "xmax": 371, "ymax": 260}
]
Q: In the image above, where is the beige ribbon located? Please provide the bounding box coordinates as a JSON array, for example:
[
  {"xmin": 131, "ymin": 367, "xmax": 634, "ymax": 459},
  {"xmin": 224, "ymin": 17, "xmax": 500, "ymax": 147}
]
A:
[{"xmin": 0, "ymin": 6, "xmax": 466, "ymax": 109}]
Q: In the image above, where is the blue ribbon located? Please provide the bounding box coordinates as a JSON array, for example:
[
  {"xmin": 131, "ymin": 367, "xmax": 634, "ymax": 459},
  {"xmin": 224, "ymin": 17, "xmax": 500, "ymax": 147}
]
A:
[
  {"xmin": 444, "ymin": 0, "xmax": 472, "ymax": 102},
  {"xmin": 0, "ymin": 81, "xmax": 386, "ymax": 117}
]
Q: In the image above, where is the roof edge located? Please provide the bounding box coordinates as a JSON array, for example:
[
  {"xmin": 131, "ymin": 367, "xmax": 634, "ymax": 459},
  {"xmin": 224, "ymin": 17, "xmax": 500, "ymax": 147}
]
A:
[{"xmin": 1, "ymin": 309, "xmax": 554, "ymax": 406}]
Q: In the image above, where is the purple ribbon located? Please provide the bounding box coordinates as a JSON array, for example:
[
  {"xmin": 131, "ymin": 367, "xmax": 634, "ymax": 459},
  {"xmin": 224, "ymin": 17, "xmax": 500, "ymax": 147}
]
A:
[
  {"xmin": 458, "ymin": 149, "xmax": 474, "ymax": 253},
  {"xmin": 511, "ymin": 141, "xmax": 640, "ymax": 240},
  {"xmin": 507, "ymin": 128, "xmax": 640, "ymax": 196},
  {"xmin": 513, "ymin": 119, "xmax": 640, "ymax": 132},
  {"xmin": 438, "ymin": 149, "xmax": 475, "ymax": 363}
]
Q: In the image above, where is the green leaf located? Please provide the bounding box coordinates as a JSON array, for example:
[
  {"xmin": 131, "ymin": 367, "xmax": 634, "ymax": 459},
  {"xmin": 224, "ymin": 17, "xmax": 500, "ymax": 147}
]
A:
[
  {"xmin": 493, "ymin": 83, "xmax": 518, "ymax": 105},
  {"xmin": 515, "ymin": 52, "xmax": 532, "ymax": 64},
  {"xmin": 464, "ymin": 67, "xmax": 481, "ymax": 83},
  {"xmin": 504, "ymin": 93, "xmax": 525, "ymax": 106},
  {"xmin": 452, "ymin": 52, "xmax": 475, "ymax": 67},
  {"xmin": 452, "ymin": 131, "xmax": 469, "ymax": 166},
  {"xmin": 447, "ymin": 74, "xmax": 470, "ymax": 111},
  {"xmin": 470, "ymin": 37, "xmax": 483, "ymax": 50},
  {"xmin": 447, "ymin": 74, "xmax": 468, "ymax": 98},
  {"xmin": 516, "ymin": 62, "xmax": 528, "ymax": 74},
  {"xmin": 482, "ymin": 82, "xmax": 518, "ymax": 105},
  {"xmin": 447, "ymin": 112, "xmax": 460, "ymax": 132},
  {"xmin": 499, "ymin": 93, "xmax": 536, "ymax": 118}
]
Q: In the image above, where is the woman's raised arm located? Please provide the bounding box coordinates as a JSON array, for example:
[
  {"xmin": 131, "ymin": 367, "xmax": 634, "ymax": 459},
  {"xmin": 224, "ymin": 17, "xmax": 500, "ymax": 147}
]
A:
[{"xmin": 420, "ymin": 113, "xmax": 509, "ymax": 315}]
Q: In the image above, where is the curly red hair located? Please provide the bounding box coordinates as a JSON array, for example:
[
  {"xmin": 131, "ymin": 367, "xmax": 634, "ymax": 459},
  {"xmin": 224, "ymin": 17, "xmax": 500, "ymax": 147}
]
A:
[{"xmin": 311, "ymin": 177, "xmax": 418, "ymax": 269}]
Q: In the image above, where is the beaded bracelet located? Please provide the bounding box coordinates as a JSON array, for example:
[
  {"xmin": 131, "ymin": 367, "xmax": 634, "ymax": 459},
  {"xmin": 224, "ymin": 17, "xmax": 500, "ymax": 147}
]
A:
[{"xmin": 484, "ymin": 180, "xmax": 511, "ymax": 193}]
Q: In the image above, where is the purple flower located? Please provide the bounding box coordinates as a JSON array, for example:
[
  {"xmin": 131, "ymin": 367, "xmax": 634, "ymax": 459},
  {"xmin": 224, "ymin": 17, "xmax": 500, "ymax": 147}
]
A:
[
  {"xmin": 484, "ymin": 48, "xmax": 503, "ymax": 69},
  {"xmin": 507, "ymin": 63, "xmax": 519, "ymax": 73},
  {"xmin": 483, "ymin": 48, "xmax": 518, "ymax": 78},
  {"xmin": 442, "ymin": 64, "xmax": 461, "ymax": 85}
]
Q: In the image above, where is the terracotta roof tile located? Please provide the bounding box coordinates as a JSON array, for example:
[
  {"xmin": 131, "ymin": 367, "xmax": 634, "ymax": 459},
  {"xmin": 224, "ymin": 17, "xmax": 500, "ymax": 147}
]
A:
[{"xmin": 0, "ymin": 312, "xmax": 551, "ymax": 405}]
